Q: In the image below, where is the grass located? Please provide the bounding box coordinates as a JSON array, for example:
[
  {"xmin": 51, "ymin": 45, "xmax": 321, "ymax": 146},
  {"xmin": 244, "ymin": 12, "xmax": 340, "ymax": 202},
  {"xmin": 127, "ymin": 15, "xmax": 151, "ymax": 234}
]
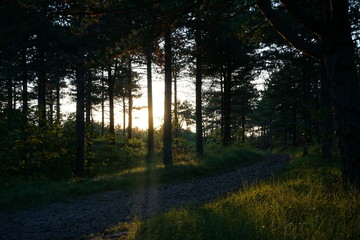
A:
[
  {"xmin": 0, "ymin": 143, "xmax": 263, "ymax": 211},
  {"xmin": 101, "ymin": 148, "xmax": 360, "ymax": 240}
]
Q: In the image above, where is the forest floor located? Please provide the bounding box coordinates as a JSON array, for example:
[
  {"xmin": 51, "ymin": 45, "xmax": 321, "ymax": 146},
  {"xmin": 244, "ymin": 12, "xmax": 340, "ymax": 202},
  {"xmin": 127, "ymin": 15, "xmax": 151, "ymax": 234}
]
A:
[{"xmin": 0, "ymin": 154, "xmax": 289, "ymax": 240}]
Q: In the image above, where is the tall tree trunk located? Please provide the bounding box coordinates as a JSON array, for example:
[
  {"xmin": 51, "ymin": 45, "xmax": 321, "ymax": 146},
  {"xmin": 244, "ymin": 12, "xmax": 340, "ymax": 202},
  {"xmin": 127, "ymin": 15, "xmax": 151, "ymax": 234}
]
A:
[
  {"xmin": 55, "ymin": 79, "xmax": 61, "ymax": 123},
  {"xmin": 173, "ymin": 72, "xmax": 179, "ymax": 138},
  {"xmin": 223, "ymin": 65, "xmax": 232, "ymax": 146},
  {"xmin": 319, "ymin": 58, "xmax": 333, "ymax": 161},
  {"xmin": 292, "ymin": 105, "xmax": 297, "ymax": 146},
  {"xmin": 324, "ymin": 45, "xmax": 360, "ymax": 184},
  {"xmin": 49, "ymin": 89, "xmax": 53, "ymax": 125},
  {"xmin": 195, "ymin": 28, "xmax": 203, "ymax": 155},
  {"xmin": 127, "ymin": 56, "xmax": 133, "ymax": 140},
  {"xmin": 37, "ymin": 40, "xmax": 46, "ymax": 128},
  {"xmin": 108, "ymin": 63, "xmax": 115, "ymax": 145},
  {"xmin": 75, "ymin": 44, "xmax": 85, "ymax": 178},
  {"xmin": 163, "ymin": 28, "xmax": 173, "ymax": 165},
  {"xmin": 322, "ymin": 1, "xmax": 360, "ymax": 184},
  {"xmin": 122, "ymin": 95, "xmax": 126, "ymax": 137},
  {"xmin": 85, "ymin": 71, "xmax": 92, "ymax": 172},
  {"xmin": 241, "ymin": 108, "xmax": 245, "ymax": 143},
  {"xmin": 220, "ymin": 69, "xmax": 225, "ymax": 138},
  {"xmin": 22, "ymin": 47, "xmax": 28, "ymax": 120},
  {"xmin": 301, "ymin": 64, "xmax": 312, "ymax": 156},
  {"xmin": 146, "ymin": 45, "xmax": 155, "ymax": 160},
  {"xmin": 86, "ymin": 72, "xmax": 92, "ymax": 125},
  {"xmin": 6, "ymin": 78, "xmax": 13, "ymax": 122},
  {"xmin": 21, "ymin": 46, "xmax": 28, "ymax": 176},
  {"xmin": 101, "ymin": 72, "xmax": 105, "ymax": 138}
]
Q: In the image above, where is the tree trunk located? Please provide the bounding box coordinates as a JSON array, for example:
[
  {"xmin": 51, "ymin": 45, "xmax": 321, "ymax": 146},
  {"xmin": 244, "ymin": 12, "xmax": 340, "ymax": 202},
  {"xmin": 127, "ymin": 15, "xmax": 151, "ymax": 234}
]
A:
[
  {"xmin": 322, "ymin": 0, "xmax": 360, "ymax": 185},
  {"xmin": 55, "ymin": 79, "xmax": 61, "ymax": 123},
  {"xmin": 241, "ymin": 108, "xmax": 245, "ymax": 143},
  {"xmin": 163, "ymin": 28, "xmax": 173, "ymax": 165},
  {"xmin": 108, "ymin": 63, "xmax": 115, "ymax": 145},
  {"xmin": 49, "ymin": 89, "xmax": 54, "ymax": 125},
  {"xmin": 195, "ymin": 27, "xmax": 204, "ymax": 155},
  {"xmin": 127, "ymin": 56, "xmax": 133, "ymax": 140},
  {"xmin": 122, "ymin": 95, "xmax": 126, "ymax": 137},
  {"xmin": 21, "ymin": 46, "xmax": 28, "ymax": 176},
  {"xmin": 324, "ymin": 46, "xmax": 360, "ymax": 184},
  {"xmin": 22, "ymin": 47, "xmax": 28, "ymax": 120},
  {"xmin": 301, "ymin": 65, "xmax": 312, "ymax": 151},
  {"xmin": 292, "ymin": 105, "xmax": 297, "ymax": 146},
  {"xmin": 101, "ymin": 70, "xmax": 105, "ymax": 138},
  {"xmin": 85, "ymin": 71, "xmax": 92, "ymax": 172},
  {"xmin": 220, "ymin": 70, "xmax": 225, "ymax": 138},
  {"xmin": 146, "ymin": 45, "xmax": 155, "ymax": 160},
  {"xmin": 6, "ymin": 78, "xmax": 13, "ymax": 122},
  {"xmin": 75, "ymin": 44, "xmax": 85, "ymax": 178},
  {"xmin": 173, "ymin": 72, "xmax": 179, "ymax": 138},
  {"xmin": 37, "ymin": 40, "xmax": 46, "ymax": 128},
  {"xmin": 223, "ymin": 65, "xmax": 232, "ymax": 146},
  {"xmin": 319, "ymin": 59, "xmax": 333, "ymax": 161}
]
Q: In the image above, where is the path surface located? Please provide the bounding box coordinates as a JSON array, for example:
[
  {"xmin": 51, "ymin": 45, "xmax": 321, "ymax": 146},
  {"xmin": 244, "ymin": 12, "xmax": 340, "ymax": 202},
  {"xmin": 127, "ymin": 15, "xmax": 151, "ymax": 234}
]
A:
[{"xmin": 0, "ymin": 154, "xmax": 289, "ymax": 240}]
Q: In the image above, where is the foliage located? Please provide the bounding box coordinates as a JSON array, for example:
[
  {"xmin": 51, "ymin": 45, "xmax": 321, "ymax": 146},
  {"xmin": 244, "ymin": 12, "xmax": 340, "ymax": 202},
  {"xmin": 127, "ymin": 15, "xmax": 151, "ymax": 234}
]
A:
[{"xmin": 124, "ymin": 138, "xmax": 147, "ymax": 159}]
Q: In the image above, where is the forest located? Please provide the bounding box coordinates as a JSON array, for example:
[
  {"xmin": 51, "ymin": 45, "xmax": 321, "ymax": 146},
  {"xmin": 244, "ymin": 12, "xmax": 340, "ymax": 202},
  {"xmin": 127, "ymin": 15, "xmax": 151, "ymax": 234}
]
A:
[{"xmin": 1, "ymin": 0, "xmax": 360, "ymax": 240}]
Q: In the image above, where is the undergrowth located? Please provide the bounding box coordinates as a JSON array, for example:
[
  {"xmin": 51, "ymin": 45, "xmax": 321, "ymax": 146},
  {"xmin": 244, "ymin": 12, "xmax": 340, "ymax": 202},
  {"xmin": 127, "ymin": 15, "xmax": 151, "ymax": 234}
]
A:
[
  {"xmin": 0, "ymin": 144, "xmax": 263, "ymax": 211},
  {"xmin": 104, "ymin": 148, "xmax": 360, "ymax": 240}
]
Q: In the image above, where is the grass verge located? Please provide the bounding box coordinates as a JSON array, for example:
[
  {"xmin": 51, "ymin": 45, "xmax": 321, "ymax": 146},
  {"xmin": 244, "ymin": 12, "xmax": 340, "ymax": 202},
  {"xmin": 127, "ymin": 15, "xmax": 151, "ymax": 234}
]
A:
[
  {"xmin": 0, "ymin": 146, "xmax": 263, "ymax": 211},
  {"xmin": 103, "ymin": 149, "xmax": 360, "ymax": 240}
]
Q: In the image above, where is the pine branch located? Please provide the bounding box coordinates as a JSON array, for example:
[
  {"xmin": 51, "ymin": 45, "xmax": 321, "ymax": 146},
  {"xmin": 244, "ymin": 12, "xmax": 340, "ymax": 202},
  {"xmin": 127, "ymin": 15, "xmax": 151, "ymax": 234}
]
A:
[
  {"xmin": 279, "ymin": 0, "xmax": 326, "ymax": 38},
  {"xmin": 256, "ymin": 0, "xmax": 322, "ymax": 59}
]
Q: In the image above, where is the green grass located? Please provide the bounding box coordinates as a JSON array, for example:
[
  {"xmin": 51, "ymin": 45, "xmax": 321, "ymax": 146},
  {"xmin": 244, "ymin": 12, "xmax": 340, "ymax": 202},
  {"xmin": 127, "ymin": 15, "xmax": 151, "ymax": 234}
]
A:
[
  {"xmin": 0, "ymin": 144, "xmax": 263, "ymax": 211},
  {"xmin": 102, "ymin": 148, "xmax": 360, "ymax": 240}
]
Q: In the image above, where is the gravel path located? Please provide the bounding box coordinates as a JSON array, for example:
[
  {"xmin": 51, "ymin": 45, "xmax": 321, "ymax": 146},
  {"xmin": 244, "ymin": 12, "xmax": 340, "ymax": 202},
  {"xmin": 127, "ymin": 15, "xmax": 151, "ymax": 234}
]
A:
[{"xmin": 0, "ymin": 154, "xmax": 289, "ymax": 240}]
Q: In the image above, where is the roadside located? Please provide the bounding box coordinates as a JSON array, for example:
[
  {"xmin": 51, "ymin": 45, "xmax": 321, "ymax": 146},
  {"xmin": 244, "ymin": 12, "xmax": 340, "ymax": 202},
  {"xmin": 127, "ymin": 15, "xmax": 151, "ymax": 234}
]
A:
[{"xmin": 0, "ymin": 154, "xmax": 288, "ymax": 240}]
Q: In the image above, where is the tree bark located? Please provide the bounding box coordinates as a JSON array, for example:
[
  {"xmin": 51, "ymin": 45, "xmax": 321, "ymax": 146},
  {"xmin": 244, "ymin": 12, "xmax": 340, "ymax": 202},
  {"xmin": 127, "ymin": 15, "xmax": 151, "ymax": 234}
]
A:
[
  {"xmin": 319, "ymin": 59, "xmax": 333, "ymax": 161},
  {"xmin": 324, "ymin": 44, "xmax": 360, "ymax": 184},
  {"xmin": 220, "ymin": 69, "xmax": 225, "ymax": 138},
  {"xmin": 223, "ymin": 65, "xmax": 232, "ymax": 146},
  {"xmin": 241, "ymin": 108, "xmax": 245, "ymax": 143},
  {"xmin": 163, "ymin": 28, "xmax": 173, "ymax": 165},
  {"xmin": 75, "ymin": 44, "xmax": 85, "ymax": 178},
  {"xmin": 85, "ymin": 71, "xmax": 92, "ymax": 172},
  {"xmin": 122, "ymin": 95, "xmax": 126, "ymax": 137},
  {"xmin": 108, "ymin": 63, "xmax": 115, "ymax": 145},
  {"xmin": 21, "ymin": 47, "xmax": 28, "ymax": 120},
  {"xmin": 173, "ymin": 72, "xmax": 179, "ymax": 138},
  {"xmin": 48, "ymin": 89, "xmax": 54, "ymax": 125},
  {"xmin": 37, "ymin": 39, "xmax": 46, "ymax": 128},
  {"xmin": 86, "ymin": 72, "xmax": 92, "ymax": 125},
  {"xmin": 6, "ymin": 78, "xmax": 13, "ymax": 118},
  {"xmin": 146, "ymin": 45, "xmax": 155, "ymax": 160},
  {"xmin": 292, "ymin": 105, "xmax": 297, "ymax": 146},
  {"xmin": 127, "ymin": 56, "xmax": 133, "ymax": 140},
  {"xmin": 55, "ymin": 79, "xmax": 61, "ymax": 123},
  {"xmin": 101, "ymin": 72, "xmax": 105, "ymax": 138},
  {"xmin": 195, "ymin": 27, "xmax": 204, "ymax": 155}
]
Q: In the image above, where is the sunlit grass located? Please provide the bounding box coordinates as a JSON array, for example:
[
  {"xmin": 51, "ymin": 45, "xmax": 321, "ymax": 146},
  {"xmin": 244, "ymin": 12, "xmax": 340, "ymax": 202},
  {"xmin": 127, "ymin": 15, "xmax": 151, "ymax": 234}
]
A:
[{"xmin": 106, "ymin": 149, "xmax": 360, "ymax": 240}]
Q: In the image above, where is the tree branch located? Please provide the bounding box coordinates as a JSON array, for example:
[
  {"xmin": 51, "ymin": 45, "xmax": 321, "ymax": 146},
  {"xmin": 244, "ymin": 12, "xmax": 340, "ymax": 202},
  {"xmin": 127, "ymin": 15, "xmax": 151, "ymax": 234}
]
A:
[
  {"xmin": 279, "ymin": 0, "xmax": 326, "ymax": 38},
  {"xmin": 256, "ymin": 0, "xmax": 322, "ymax": 59}
]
